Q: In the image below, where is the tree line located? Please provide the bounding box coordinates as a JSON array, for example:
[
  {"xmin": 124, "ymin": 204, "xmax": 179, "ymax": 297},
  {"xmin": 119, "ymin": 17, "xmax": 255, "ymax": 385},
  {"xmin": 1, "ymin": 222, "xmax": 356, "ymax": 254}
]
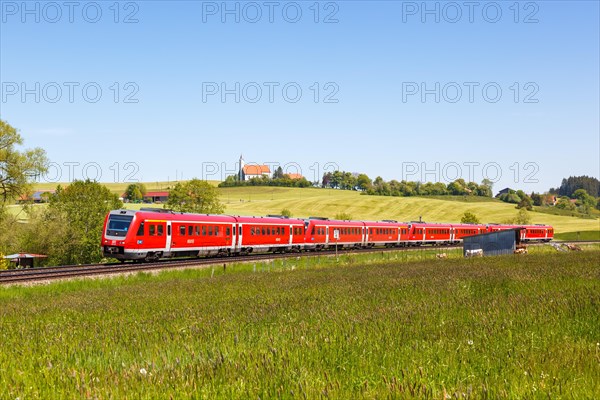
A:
[{"xmin": 322, "ymin": 171, "xmax": 494, "ymax": 197}]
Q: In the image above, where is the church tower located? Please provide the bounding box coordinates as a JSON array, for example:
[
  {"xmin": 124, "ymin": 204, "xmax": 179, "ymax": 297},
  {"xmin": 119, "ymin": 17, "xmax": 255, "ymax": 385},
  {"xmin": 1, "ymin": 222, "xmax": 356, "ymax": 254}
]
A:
[{"xmin": 238, "ymin": 154, "xmax": 245, "ymax": 181}]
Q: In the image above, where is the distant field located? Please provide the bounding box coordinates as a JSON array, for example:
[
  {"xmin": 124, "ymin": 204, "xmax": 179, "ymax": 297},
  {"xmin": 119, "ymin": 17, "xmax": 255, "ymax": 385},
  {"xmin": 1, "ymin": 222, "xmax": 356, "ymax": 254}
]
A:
[
  {"xmin": 216, "ymin": 186, "xmax": 599, "ymax": 234},
  {"xmin": 1, "ymin": 251, "xmax": 598, "ymax": 398},
  {"xmin": 554, "ymin": 230, "xmax": 600, "ymax": 241},
  {"xmin": 25, "ymin": 183, "xmax": 600, "ymax": 234},
  {"xmin": 32, "ymin": 181, "xmax": 220, "ymax": 194}
]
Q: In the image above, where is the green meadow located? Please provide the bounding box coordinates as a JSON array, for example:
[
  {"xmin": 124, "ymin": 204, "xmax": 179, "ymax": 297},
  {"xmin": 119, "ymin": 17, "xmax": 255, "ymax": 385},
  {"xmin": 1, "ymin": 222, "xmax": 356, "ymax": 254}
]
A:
[{"xmin": 1, "ymin": 250, "xmax": 598, "ymax": 398}]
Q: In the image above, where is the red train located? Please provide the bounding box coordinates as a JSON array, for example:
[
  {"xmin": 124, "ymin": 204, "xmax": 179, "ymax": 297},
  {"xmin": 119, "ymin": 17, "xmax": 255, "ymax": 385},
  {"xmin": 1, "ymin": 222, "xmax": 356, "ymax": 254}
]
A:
[{"xmin": 102, "ymin": 209, "xmax": 554, "ymax": 261}]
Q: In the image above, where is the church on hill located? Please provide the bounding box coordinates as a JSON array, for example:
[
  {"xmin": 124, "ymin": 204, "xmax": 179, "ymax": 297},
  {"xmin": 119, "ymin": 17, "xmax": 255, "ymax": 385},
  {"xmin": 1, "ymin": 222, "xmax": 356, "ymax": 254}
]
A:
[{"xmin": 238, "ymin": 155, "xmax": 271, "ymax": 181}]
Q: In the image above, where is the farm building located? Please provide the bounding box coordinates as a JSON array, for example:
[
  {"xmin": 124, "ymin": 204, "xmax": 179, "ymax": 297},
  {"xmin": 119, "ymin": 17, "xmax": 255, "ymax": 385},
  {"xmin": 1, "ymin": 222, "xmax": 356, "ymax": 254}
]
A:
[
  {"xmin": 144, "ymin": 191, "xmax": 169, "ymax": 203},
  {"xmin": 463, "ymin": 228, "xmax": 524, "ymax": 257},
  {"xmin": 122, "ymin": 191, "xmax": 169, "ymax": 203},
  {"xmin": 286, "ymin": 173, "xmax": 303, "ymax": 180},
  {"xmin": 18, "ymin": 190, "xmax": 55, "ymax": 203}
]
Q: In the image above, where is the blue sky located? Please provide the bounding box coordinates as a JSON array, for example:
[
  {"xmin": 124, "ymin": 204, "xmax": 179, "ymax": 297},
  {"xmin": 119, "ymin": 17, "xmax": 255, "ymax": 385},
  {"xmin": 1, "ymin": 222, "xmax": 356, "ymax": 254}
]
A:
[{"xmin": 1, "ymin": 0, "xmax": 598, "ymax": 193}]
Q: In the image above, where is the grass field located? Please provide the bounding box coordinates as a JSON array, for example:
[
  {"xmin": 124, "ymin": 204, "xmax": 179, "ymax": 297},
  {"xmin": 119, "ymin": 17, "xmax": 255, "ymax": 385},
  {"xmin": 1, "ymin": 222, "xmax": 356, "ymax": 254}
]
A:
[
  {"xmin": 1, "ymin": 251, "xmax": 598, "ymax": 398},
  {"xmin": 23, "ymin": 183, "xmax": 600, "ymax": 234},
  {"xmin": 554, "ymin": 230, "xmax": 600, "ymax": 241},
  {"xmin": 217, "ymin": 186, "xmax": 599, "ymax": 234},
  {"xmin": 31, "ymin": 181, "xmax": 220, "ymax": 194}
]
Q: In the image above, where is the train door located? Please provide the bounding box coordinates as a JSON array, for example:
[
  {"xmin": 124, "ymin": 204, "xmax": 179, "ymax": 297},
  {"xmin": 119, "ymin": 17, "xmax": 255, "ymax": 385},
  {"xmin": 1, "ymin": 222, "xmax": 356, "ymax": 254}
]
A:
[
  {"xmin": 289, "ymin": 224, "xmax": 293, "ymax": 245},
  {"xmin": 237, "ymin": 224, "xmax": 243, "ymax": 251},
  {"xmin": 326, "ymin": 226, "xmax": 330, "ymax": 245},
  {"xmin": 166, "ymin": 221, "xmax": 172, "ymax": 252}
]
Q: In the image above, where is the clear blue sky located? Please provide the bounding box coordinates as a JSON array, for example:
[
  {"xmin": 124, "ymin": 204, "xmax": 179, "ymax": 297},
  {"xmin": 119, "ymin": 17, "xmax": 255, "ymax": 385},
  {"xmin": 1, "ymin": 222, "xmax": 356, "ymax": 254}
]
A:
[{"xmin": 1, "ymin": 0, "xmax": 598, "ymax": 194}]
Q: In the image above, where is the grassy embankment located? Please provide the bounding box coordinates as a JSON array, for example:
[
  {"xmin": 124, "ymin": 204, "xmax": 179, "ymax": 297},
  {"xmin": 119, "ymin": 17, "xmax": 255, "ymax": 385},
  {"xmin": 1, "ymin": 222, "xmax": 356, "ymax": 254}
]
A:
[{"xmin": 0, "ymin": 250, "xmax": 598, "ymax": 398}]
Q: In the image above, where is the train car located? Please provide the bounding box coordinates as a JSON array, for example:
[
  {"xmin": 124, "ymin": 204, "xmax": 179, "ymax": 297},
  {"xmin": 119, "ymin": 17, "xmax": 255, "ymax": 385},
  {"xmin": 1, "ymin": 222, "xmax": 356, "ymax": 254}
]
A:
[
  {"xmin": 521, "ymin": 224, "xmax": 554, "ymax": 242},
  {"xmin": 304, "ymin": 218, "xmax": 364, "ymax": 250},
  {"xmin": 409, "ymin": 223, "xmax": 454, "ymax": 245},
  {"xmin": 486, "ymin": 224, "xmax": 553, "ymax": 242},
  {"xmin": 363, "ymin": 220, "xmax": 410, "ymax": 247},
  {"xmin": 236, "ymin": 215, "xmax": 306, "ymax": 253},
  {"xmin": 103, "ymin": 209, "xmax": 308, "ymax": 261},
  {"xmin": 451, "ymin": 223, "xmax": 487, "ymax": 242},
  {"xmin": 102, "ymin": 209, "xmax": 238, "ymax": 261}
]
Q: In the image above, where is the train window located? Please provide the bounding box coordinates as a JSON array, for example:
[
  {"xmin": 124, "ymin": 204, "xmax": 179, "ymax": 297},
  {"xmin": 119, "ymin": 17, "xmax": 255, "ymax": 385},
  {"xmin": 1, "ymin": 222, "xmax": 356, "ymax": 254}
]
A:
[
  {"xmin": 208, "ymin": 226, "xmax": 213, "ymax": 236},
  {"xmin": 202, "ymin": 226, "xmax": 207, "ymax": 236},
  {"xmin": 137, "ymin": 222, "xmax": 144, "ymax": 236},
  {"xmin": 215, "ymin": 226, "xmax": 220, "ymax": 236},
  {"xmin": 262, "ymin": 228, "xmax": 266, "ymax": 235},
  {"xmin": 188, "ymin": 226, "xmax": 194, "ymax": 236},
  {"xmin": 250, "ymin": 227, "xmax": 255, "ymax": 236},
  {"xmin": 226, "ymin": 227, "xmax": 231, "ymax": 236},
  {"xmin": 149, "ymin": 224, "xmax": 155, "ymax": 236},
  {"xmin": 180, "ymin": 226, "xmax": 186, "ymax": 236},
  {"xmin": 158, "ymin": 225, "xmax": 164, "ymax": 236},
  {"xmin": 196, "ymin": 226, "xmax": 200, "ymax": 236}
]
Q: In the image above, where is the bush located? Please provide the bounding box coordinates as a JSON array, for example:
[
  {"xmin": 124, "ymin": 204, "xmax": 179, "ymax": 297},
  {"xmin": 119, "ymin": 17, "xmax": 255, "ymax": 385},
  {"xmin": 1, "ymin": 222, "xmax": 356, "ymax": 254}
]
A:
[{"xmin": 460, "ymin": 212, "xmax": 480, "ymax": 224}]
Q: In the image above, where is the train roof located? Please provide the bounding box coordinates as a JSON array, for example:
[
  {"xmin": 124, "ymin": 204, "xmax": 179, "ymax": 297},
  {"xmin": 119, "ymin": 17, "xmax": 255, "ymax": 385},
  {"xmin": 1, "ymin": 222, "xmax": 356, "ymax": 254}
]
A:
[{"xmin": 109, "ymin": 210, "xmax": 306, "ymax": 224}]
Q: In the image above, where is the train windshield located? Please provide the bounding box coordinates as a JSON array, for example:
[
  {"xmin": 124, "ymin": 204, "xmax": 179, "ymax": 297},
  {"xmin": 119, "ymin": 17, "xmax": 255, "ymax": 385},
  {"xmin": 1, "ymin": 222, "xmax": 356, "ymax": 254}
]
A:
[{"xmin": 106, "ymin": 215, "xmax": 134, "ymax": 237}]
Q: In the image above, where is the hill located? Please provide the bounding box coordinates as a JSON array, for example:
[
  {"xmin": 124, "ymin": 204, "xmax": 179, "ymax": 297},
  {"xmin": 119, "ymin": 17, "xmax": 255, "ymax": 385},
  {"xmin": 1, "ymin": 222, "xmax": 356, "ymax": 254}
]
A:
[
  {"xmin": 27, "ymin": 183, "xmax": 600, "ymax": 234},
  {"xmin": 214, "ymin": 186, "xmax": 599, "ymax": 234}
]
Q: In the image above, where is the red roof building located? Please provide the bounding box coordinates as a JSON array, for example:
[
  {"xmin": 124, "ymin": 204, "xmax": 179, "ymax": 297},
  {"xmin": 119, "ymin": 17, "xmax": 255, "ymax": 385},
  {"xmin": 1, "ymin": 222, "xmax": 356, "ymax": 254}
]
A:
[{"xmin": 242, "ymin": 165, "xmax": 271, "ymax": 180}]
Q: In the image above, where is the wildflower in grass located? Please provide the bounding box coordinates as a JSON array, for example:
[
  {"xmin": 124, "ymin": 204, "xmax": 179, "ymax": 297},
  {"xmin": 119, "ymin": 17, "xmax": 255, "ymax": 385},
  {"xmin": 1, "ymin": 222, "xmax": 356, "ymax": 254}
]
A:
[
  {"xmin": 467, "ymin": 340, "xmax": 473, "ymax": 346},
  {"xmin": 140, "ymin": 368, "xmax": 148, "ymax": 376}
]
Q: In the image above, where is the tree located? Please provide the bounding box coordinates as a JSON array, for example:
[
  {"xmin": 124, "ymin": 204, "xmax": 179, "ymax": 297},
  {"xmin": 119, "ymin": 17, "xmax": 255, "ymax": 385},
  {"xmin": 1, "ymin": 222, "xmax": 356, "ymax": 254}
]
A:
[
  {"xmin": 514, "ymin": 208, "xmax": 532, "ymax": 225},
  {"xmin": 530, "ymin": 192, "xmax": 543, "ymax": 206},
  {"xmin": 480, "ymin": 178, "xmax": 494, "ymax": 197},
  {"xmin": 45, "ymin": 180, "xmax": 123, "ymax": 264},
  {"xmin": 280, "ymin": 208, "xmax": 292, "ymax": 218},
  {"xmin": 556, "ymin": 176, "xmax": 600, "ymax": 197},
  {"xmin": 273, "ymin": 166, "xmax": 284, "ymax": 179},
  {"xmin": 334, "ymin": 212, "xmax": 352, "ymax": 220},
  {"xmin": 516, "ymin": 195, "xmax": 533, "ymax": 211},
  {"xmin": 356, "ymin": 174, "xmax": 372, "ymax": 191},
  {"xmin": 572, "ymin": 189, "xmax": 595, "ymax": 208},
  {"xmin": 498, "ymin": 191, "xmax": 521, "ymax": 204},
  {"xmin": 0, "ymin": 119, "xmax": 48, "ymax": 204},
  {"xmin": 0, "ymin": 251, "xmax": 9, "ymax": 269},
  {"xmin": 461, "ymin": 212, "xmax": 480, "ymax": 224},
  {"xmin": 447, "ymin": 180, "xmax": 467, "ymax": 195},
  {"xmin": 555, "ymin": 196, "xmax": 576, "ymax": 210},
  {"xmin": 166, "ymin": 179, "xmax": 224, "ymax": 214},
  {"xmin": 124, "ymin": 183, "xmax": 147, "ymax": 202}
]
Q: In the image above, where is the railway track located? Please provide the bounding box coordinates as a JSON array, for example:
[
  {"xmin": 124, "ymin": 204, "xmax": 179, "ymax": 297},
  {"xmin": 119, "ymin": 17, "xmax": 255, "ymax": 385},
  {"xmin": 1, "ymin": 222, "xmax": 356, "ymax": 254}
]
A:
[
  {"xmin": 1, "ymin": 241, "xmax": 597, "ymax": 285},
  {"xmin": 0, "ymin": 245, "xmax": 460, "ymax": 285}
]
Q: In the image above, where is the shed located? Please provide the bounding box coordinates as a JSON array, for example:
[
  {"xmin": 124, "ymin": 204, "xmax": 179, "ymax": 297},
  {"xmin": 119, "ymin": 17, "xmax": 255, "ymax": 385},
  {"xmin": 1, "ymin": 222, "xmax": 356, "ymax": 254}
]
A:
[
  {"xmin": 463, "ymin": 229, "xmax": 524, "ymax": 257},
  {"xmin": 3, "ymin": 253, "xmax": 48, "ymax": 268}
]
